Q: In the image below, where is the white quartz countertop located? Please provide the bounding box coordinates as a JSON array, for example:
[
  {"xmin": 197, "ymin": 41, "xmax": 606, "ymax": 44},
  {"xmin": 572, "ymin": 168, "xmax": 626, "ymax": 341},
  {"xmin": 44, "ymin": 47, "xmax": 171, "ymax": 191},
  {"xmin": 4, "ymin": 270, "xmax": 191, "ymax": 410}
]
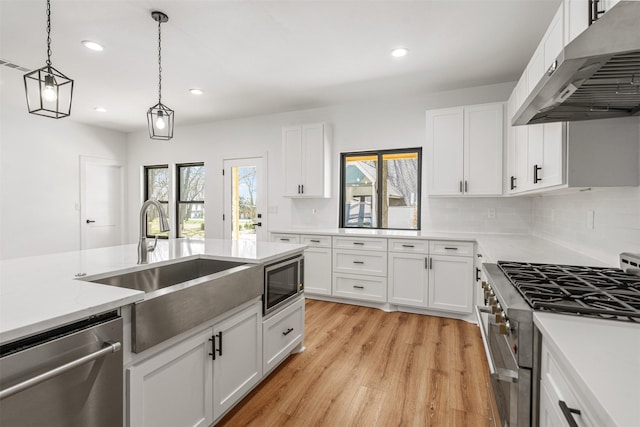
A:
[
  {"xmin": 270, "ymin": 229, "xmax": 611, "ymax": 267},
  {"xmin": 0, "ymin": 238, "xmax": 305, "ymax": 344},
  {"xmin": 534, "ymin": 313, "xmax": 640, "ymax": 426}
]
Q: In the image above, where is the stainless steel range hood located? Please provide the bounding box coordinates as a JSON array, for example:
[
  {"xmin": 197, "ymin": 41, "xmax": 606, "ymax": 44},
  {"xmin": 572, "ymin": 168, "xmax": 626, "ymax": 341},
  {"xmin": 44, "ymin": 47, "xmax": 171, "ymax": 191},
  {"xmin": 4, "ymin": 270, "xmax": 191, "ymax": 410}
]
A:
[{"xmin": 513, "ymin": 1, "xmax": 640, "ymax": 125}]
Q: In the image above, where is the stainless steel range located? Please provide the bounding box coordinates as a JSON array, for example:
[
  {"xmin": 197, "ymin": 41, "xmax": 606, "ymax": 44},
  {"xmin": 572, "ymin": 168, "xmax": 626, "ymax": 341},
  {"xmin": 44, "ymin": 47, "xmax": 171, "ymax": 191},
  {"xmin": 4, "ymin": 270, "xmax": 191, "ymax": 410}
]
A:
[{"xmin": 477, "ymin": 253, "xmax": 640, "ymax": 427}]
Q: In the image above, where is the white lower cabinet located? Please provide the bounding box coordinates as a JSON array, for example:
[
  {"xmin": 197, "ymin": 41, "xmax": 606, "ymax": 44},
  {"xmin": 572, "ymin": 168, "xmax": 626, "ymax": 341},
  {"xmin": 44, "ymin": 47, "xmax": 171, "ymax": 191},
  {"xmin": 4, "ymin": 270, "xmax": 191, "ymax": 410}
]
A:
[
  {"xmin": 333, "ymin": 273, "xmax": 387, "ymax": 303},
  {"xmin": 428, "ymin": 254, "xmax": 474, "ymax": 313},
  {"xmin": 263, "ymin": 297, "xmax": 305, "ymax": 374},
  {"xmin": 388, "ymin": 248, "xmax": 429, "ymax": 308},
  {"xmin": 539, "ymin": 339, "xmax": 604, "ymax": 427},
  {"xmin": 300, "ymin": 235, "xmax": 332, "ymax": 296},
  {"xmin": 127, "ymin": 302, "xmax": 262, "ymax": 427}
]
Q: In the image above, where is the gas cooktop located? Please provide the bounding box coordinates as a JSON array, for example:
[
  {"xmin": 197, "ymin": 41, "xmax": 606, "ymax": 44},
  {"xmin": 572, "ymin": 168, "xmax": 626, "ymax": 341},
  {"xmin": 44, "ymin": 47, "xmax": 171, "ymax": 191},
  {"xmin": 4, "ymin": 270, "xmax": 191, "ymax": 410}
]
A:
[{"xmin": 497, "ymin": 261, "xmax": 640, "ymax": 322}]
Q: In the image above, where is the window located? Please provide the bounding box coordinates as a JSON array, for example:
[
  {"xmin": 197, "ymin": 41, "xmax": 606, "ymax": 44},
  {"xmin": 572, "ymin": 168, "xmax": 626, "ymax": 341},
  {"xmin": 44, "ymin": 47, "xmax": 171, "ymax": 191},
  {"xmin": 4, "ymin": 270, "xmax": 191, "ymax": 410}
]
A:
[
  {"xmin": 340, "ymin": 148, "xmax": 421, "ymax": 230},
  {"xmin": 144, "ymin": 165, "xmax": 169, "ymax": 238},
  {"xmin": 176, "ymin": 163, "xmax": 205, "ymax": 238}
]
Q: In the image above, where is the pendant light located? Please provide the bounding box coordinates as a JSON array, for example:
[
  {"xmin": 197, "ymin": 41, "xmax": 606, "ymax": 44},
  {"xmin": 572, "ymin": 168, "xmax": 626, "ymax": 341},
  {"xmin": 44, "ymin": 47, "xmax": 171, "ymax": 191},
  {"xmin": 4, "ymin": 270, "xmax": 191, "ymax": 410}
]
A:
[
  {"xmin": 23, "ymin": 0, "xmax": 74, "ymax": 119},
  {"xmin": 147, "ymin": 11, "xmax": 174, "ymax": 140}
]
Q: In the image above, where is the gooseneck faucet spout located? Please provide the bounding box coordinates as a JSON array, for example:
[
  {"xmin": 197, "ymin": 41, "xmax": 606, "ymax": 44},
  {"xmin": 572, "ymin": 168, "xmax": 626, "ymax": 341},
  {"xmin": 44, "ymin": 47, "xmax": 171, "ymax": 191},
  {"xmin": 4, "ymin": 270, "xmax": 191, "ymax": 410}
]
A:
[{"xmin": 138, "ymin": 199, "xmax": 170, "ymax": 264}]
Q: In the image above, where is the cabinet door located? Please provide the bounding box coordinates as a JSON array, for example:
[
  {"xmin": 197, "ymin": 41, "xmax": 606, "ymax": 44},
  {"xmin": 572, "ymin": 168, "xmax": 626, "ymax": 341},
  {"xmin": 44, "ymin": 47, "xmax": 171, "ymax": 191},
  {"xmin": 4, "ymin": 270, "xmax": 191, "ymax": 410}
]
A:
[
  {"xmin": 543, "ymin": 6, "xmax": 564, "ymax": 75},
  {"xmin": 212, "ymin": 303, "xmax": 262, "ymax": 420},
  {"xmin": 388, "ymin": 252, "xmax": 429, "ymax": 308},
  {"xmin": 564, "ymin": 0, "xmax": 589, "ymax": 44},
  {"xmin": 514, "ymin": 125, "xmax": 530, "ymax": 192},
  {"xmin": 541, "ymin": 123, "xmax": 565, "ymax": 188},
  {"xmin": 282, "ymin": 126, "xmax": 303, "ymax": 197},
  {"xmin": 301, "ymin": 123, "xmax": 326, "ymax": 197},
  {"xmin": 304, "ymin": 247, "xmax": 332, "ymax": 295},
  {"xmin": 263, "ymin": 297, "xmax": 304, "ymax": 374},
  {"xmin": 426, "ymin": 107, "xmax": 464, "ymax": 195},
  {"xmin": 128, "ymin": 329, "xmax": 213, "ymax": 427},
  {"xmin": 464, "ymin": 103, "xmax": 504, "ymax": 195},
  {"xmin": 527, "ymin": 44, "xmax": 545, "ymax": 95},
  {"xmin": 428, "ymin": 255, "xmax": 474, "ymax": 313}
]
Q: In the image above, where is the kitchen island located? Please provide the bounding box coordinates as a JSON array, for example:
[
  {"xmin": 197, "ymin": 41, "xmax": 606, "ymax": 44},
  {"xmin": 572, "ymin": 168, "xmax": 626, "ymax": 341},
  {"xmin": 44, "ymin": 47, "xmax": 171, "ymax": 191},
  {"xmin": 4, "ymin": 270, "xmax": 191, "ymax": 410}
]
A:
[{"xmin": 0, "ymin": 238, "xmax": 305, "ymax": 344}]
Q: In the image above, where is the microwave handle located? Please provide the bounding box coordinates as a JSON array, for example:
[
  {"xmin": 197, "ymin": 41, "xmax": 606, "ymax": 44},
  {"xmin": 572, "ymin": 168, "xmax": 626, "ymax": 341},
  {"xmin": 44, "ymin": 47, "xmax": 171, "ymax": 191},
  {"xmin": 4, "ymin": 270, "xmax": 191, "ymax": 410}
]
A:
[{"xmin": 474, "ymin": 306, "xmax": 519, "ymax": 383}]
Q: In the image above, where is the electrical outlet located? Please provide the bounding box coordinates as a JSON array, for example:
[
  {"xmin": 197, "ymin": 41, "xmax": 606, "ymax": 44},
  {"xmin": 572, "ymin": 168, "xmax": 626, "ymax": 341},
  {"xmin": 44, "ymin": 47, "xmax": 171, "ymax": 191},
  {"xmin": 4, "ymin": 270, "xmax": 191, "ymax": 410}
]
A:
[
  {"xmin": 487, "ymin": 208, "xmax": 496, "ymax": 219},
  {"xmin": 587, "ymin": 210, "xmax": 595, "ymax": 229}
]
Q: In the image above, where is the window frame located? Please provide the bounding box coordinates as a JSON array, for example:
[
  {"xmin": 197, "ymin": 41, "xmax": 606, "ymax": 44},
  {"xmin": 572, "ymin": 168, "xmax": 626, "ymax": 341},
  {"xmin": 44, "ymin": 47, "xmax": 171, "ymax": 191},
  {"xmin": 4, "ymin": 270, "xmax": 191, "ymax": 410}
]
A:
[
  {"xmin": 176, "ymin": 162, "xmax": 205, "ymax": 238},
  {"xmin": 339, "ymin": 147, "xmax": 422, "ymax": 230},
  {"xmin": 143, "ymin": 164, "xmax": 169, "ymax": 239}
]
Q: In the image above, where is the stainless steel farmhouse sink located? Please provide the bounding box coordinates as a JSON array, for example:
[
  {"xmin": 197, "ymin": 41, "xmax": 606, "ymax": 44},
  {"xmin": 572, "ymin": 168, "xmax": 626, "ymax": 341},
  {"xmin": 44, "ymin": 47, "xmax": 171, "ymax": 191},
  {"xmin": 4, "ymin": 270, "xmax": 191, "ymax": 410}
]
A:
[{"xmin": 82, "ymin": 258, "xmax": 263, "ymax": 353}]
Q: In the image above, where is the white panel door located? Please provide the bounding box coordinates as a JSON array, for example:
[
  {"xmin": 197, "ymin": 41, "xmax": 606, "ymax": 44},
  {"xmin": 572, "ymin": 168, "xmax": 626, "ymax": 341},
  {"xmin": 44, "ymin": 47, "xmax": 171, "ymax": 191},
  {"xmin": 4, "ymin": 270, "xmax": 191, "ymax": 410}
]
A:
[
  {"xmin": 388, "ymin": 252, "xmax": 429, "ymax": 308},
  {"xmin": 212, "ymin": 303, "xmax": 262, "ymax": 420},
  {"xmin": 301, "ymin": 123, "xmax": 325, "ymax": 197},
  {"xmin": 464, "ymin": 103, "xmax": 504, "ymax": 195},
  {"xmin": 128, "ymin": 329, "xmax": 213, "ymax": 427},
  {"xmin": 428, "ymin": 255, "xmax": 474, "ymax": 313},
  {"xmin": 541, "ymin": 123, "xmax": 565, "ymax": 188},
  {"xmin": 426, "ymin": 107, "xmax": 464, "ymax": 195},
  {"xmin": 282, "ymin": 126, "xmax": 302, "ymax": 197},
  {"xmin": 80, "ymin": 157, "xmax": 123, "ymax": 249},
  {"xmin": 303, "ymin": 247, "xmax": 332, "ymax": 295}
]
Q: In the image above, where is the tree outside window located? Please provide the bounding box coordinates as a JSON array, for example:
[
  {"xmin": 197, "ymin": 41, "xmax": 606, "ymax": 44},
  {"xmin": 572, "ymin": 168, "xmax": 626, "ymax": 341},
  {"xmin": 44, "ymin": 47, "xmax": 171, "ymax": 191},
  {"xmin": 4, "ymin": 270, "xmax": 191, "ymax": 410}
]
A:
[
  {"xmin": 177, "ymin": 163, "xmax": 205, "ymax": 238},
  {"xmin": 144, "ymin": 165, "xmax": 169, "ymax": 238},
  {"xmin": 340, "ymin": 149, "xmax": 421, "ymax": 230}
]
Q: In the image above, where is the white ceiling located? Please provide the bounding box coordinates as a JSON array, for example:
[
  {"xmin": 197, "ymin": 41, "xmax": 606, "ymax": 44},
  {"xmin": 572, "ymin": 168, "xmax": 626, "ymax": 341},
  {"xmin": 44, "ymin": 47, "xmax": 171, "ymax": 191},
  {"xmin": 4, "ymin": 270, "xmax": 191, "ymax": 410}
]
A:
[{"xmin": 0, "ymin": 0, "xmax": 561, "ymax": 133}]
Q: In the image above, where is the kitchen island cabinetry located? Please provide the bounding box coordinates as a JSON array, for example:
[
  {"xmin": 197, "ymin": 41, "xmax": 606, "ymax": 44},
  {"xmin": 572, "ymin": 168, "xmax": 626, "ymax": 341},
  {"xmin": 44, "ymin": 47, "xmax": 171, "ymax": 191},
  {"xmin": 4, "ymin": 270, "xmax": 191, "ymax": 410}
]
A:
[
  {"xmin": 127, "ymin": 302, "xmax": 262, "ymax": 427},
  {"xmin": 263, "ymin": 296, "xmax": 304, "ymax": 374},
  {"xmin": 282, "ymin": 123, "xmax": 331, "ymax": 198},
  {"xmin": 426, "ymin": 103, "xmax": 504, "ymax": 196}
]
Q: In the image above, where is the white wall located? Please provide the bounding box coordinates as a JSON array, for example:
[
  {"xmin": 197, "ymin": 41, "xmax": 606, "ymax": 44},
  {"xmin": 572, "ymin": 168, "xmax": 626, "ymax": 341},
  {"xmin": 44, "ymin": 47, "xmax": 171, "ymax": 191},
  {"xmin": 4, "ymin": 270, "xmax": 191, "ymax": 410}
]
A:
[
  {"xmin": 0, "ymin": 96, "xmax": 128, "ymax": 260},
  {"xmin": 532, "ymin": 120, "xmax": 640, "ymax": 266},
  {"xmin": 126, "ymin": 81, "xmax": 533, "ymax": 241}
]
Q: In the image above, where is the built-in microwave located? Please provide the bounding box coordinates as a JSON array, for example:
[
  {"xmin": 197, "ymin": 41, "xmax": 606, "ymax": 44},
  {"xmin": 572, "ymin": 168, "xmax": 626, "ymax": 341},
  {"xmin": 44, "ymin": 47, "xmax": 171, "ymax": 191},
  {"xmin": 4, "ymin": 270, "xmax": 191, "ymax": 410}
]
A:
[{"xmin": 263, "ymin": 254, "xmax": 304, "ymax": 315}]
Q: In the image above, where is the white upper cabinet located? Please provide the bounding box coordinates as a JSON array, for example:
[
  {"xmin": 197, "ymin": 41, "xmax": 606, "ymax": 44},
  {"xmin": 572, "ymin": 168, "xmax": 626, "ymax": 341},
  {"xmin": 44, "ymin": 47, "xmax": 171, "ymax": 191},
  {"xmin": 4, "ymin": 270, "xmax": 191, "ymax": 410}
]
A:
[
  {"xmin": 427, "ymin": 103, "xmax": 504, "ymax": 196},
  {"xmin": 282, "ymin": 123, "xmax": 331, "ymax": 198}
]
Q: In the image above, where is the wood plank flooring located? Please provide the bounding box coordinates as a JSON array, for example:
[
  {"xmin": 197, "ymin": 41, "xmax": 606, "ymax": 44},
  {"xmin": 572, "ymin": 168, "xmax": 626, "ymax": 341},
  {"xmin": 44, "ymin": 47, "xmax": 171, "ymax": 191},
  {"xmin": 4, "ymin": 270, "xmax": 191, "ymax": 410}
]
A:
[{"xmin": 217, "ymin": 300, "xmax": 497, "ymax": 427}]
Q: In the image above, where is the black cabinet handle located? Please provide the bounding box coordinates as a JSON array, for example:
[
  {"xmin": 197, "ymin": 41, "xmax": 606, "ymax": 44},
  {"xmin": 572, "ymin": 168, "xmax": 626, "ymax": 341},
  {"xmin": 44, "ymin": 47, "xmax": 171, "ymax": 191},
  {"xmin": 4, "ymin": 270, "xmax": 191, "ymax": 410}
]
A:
[
  {"xmin": 424, "ymin": 258, "xmax": 429, "ymax": 269},
  {"xmin": 216, "ymin": 331, "xmax": 223, "ymax": 357},
  {"xmin": 280, "ymin": 238, "xmax": 290, "ymax": 242},
  {"xmin": 402, "ymin": 244, "xmax": 415, "ymax": 248},
  {"xmin": 533, "ymin": 164, "xmax": 542, "ymax": 184},
  {"xmin": 353, "ymin": 285, "xmax": 364, "ymax": 289},
  {"xmin": 510, "ymin": 176, "xmax": 517, "ymax": 190},
  {"xmin": 310, "ymin": 239, "xmax": 321, "ymax": 243},
  {"xmin": 476, "ymin": 267, "xmax": 481, "ymax": 281},
  {"xmin": 209, "ymin": 336, "xmax": 215, "ymax": 360},
  {"xmin": 558, "ymin": 400, "xmax": 581, "ymax": 427},
  {"xmin": 459, "ymin": 181, "xmax": 463, "ymax": 193},
  {"xmin": 353, "ymin": 242, "xmax": 365, "ymax": 246},
  {"xmin": 353, "ymin": 261, "xmax": 364, "ymax": 264},
  {"xmin": 301, "ymin": 184, "xmax": 304, "ymax": 194},
  {"xmin": 444, "ymin": 247, "xmax": 458, "ymax": 251},
  {"xmin": 86, "ymin": 219, "xmax": 96, "ymax": 224},
  {"xmin": 464, "ymin": 180, "xmax": 468, "ymax": 193},
  {"xmin": 282, "ymin": 328, "xmax": 294, "ymax": 336}
]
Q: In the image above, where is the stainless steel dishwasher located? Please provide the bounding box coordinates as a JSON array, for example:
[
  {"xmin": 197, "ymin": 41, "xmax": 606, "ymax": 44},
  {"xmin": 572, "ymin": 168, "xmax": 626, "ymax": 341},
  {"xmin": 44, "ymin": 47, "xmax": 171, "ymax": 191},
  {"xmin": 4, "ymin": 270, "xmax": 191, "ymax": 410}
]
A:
[{"xmin": 0, "ymin": 311, "xmax": 123, "ymax": 427}]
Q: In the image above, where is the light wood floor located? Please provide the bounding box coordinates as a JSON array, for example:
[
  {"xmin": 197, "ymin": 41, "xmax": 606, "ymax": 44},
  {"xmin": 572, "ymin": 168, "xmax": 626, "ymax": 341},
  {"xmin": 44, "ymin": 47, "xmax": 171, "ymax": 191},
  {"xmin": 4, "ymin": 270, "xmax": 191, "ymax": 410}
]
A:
[{"xmin": 217, "ymin": 299, "xmax": 497, "ymax": 427}]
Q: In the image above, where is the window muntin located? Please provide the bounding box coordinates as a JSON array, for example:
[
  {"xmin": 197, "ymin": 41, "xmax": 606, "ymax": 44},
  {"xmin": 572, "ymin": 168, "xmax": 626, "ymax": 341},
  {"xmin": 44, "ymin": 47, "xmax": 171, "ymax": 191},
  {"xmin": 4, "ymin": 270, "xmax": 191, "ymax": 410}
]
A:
[
  {"xmin": 144, "ymin": 165, "xmax": 169, "ymax": 238},
  {"xmin": 176, "ymin": 163, "xmax": 205, "ymax": 238},
  {"xmin": 340, "ymin": 149, "xmax": 421, "ymax": 230}
]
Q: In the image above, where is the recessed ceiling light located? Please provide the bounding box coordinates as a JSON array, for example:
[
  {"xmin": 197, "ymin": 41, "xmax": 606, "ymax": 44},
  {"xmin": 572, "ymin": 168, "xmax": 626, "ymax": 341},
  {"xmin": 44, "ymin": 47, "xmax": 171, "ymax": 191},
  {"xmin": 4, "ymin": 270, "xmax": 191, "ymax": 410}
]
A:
[
  {"xmin": 189, "ymin": 88, "xmax": 204, "ymax": 95},
  {"xmin": 391, "ymin": 47, "xmax": 409, "ymax": 58},
  {"xmin": 82, "ymin": 40, "xmax": 104, "ymax": 51},
  {"xmin": 94, "ymin": 107, "xmax": 107, "ymax": 113}
]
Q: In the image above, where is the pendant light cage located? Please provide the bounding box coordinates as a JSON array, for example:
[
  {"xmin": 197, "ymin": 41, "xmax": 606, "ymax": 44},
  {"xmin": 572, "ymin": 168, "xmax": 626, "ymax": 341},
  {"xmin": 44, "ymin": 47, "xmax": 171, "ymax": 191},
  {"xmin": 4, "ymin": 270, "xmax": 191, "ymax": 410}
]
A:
[
  {"xmin": 147, "ymin": 11, "xmax": 174, "ymax": 140},
  {"xmin": 24, "ymin": 0, "xmax": 74, "ymax": 119}
]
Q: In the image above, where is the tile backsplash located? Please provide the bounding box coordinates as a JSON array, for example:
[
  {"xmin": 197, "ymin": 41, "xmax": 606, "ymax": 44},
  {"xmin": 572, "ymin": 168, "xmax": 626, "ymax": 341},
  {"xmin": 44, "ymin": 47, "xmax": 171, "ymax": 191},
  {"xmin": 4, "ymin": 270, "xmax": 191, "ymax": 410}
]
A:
[{"xmin": 532, "ymin": 187, "xmax": 640, "ymax": 266}]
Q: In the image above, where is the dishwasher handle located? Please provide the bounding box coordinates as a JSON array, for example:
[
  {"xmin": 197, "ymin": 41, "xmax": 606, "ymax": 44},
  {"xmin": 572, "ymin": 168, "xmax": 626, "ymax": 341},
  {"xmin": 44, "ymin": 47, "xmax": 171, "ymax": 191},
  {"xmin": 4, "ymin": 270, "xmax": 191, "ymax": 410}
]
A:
[{"xmin": 0, "ymin": 341, "xmax": 121, "ymax": 400}]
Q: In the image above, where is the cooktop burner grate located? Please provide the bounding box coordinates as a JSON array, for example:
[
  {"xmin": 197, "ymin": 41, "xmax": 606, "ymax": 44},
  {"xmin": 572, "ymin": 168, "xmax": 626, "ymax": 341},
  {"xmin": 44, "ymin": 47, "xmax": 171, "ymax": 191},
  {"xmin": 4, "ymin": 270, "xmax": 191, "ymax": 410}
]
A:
[{"xmin": 497, "ymin": 261, "xmax": 640, "ymax": 322}]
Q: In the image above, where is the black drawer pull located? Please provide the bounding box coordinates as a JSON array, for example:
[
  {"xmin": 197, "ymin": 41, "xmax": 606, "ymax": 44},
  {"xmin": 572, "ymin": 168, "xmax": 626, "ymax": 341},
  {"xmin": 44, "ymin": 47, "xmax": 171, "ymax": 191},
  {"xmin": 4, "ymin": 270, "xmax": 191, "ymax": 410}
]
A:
[
  {"xmin": 558, "ymin": 400, "xmax": 581, "ymax": 427},
  {"xmin": 353, "ymin": 285, "xmax": 365, "ymax": 289},
  {"xmin": 280, "ymin": 238, "xmax": 290, "ymax": 242},
  {"xmin": 353, "ymin": 242, "xmax": 365, "ymax": 246},
  {"xmin": 444, "ymin": 247, "xmax": 458, "ymax": 250},
  {"xmin": 353, "ymin": 261, "xmax": 364, "ymax": 264},
  {"xmin": 476, "ymin": 267, "xmax": 481, "ymax": 281},
  {"xmin": 282, "ymin": 328, "xmax": 294, "ymax": 336},
  {"xmin": 310, "ymin": 239, "xmax": 321, "ymax": 243},
  {"xmin": 402, "ymin": 244, "xmax": 415, "ymax": 248}
]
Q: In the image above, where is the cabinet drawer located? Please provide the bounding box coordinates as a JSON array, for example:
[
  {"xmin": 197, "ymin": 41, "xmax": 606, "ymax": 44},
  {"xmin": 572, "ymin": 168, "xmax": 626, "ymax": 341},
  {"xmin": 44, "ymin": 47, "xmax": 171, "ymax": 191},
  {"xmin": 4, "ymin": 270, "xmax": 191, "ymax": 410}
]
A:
[
  {"xmin": 333, "ymin": 249, "xmax": 387, "ymax": 276},
  {"xmin": 271, "ymin": 233, "xmax": 300, "ymax": 244},
  {"xmin": 540, "ymin": 340, "xmax": 603, "ymax": 427},
  {"xmin": 388, "ymin": 239, "xmax": 429, "ymax": 254},
  {"xmin": 332, "ymin": 236, "xmax": 387, "ymax": 252},
  {"xmin": 429, "ymin": 241, "xmax": 474, "ymax": 257},
  {"xmin": 333, "ymin": 273, "xmax": 386, "ymax": 303},
  {"xmin": 300, "ymin": 235, "xmax": 331, "ymax": 248},
  {"xmin": 262, "ymin": 297, "xmax": 304, "ymax": 374}
]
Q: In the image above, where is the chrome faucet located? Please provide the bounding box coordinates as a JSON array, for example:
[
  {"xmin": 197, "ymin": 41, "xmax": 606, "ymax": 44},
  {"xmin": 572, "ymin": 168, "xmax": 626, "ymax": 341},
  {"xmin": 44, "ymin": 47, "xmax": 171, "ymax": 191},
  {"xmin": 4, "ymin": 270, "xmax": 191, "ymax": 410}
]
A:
[{"xmin": 138, "ymin": 199, "xmax": 170, "ymax": 264}]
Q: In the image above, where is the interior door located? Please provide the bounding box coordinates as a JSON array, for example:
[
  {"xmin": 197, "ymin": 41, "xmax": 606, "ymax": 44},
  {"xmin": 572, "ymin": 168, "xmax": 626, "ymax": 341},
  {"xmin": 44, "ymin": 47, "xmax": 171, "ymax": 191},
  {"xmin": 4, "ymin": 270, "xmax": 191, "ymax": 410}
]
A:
[
  {"xmin": 223, "ymin": 156, "xmax": 266, "ymax": 241},
  {"xmin": 80, "ymin": 157, "xmax": 124, "ymax": 249}
]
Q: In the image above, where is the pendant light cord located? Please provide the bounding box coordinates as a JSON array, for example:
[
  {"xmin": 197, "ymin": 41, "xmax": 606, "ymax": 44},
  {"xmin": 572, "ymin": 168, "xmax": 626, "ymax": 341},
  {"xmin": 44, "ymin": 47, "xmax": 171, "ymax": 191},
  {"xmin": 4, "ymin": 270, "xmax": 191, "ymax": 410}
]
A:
[
  {"xmin": 46, "ymin": 0, "xmax": 52, "ymax": 66},
  {"xmin": 157, "ymin": 18, "xmax": 162, "ymax": 104}
]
